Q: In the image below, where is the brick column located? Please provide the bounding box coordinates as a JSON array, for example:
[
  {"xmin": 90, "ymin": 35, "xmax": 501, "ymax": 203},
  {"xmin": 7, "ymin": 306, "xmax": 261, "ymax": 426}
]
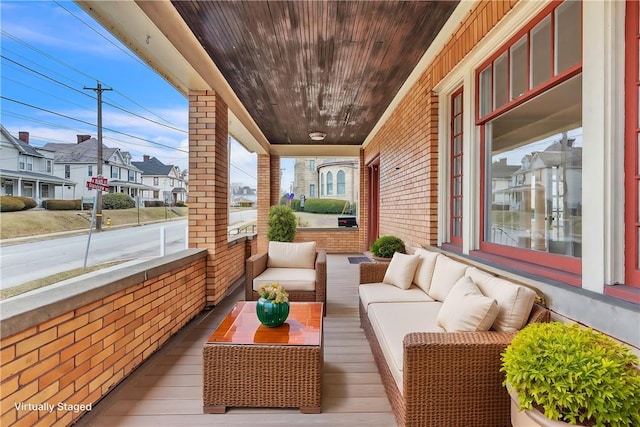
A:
[
  {"xmin": 256, "ymin": 154, "xmax": 280, "ymax": 253},
  {"xmin": 188, "ymin": 90, "xmax": 229, "ymax": 305}
]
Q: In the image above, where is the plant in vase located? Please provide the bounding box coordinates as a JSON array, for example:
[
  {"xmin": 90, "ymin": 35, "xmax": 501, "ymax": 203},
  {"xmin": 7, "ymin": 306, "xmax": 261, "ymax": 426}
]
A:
[
  {"xmin": 370, "ymin": 235, "xmax": 405, "ymax": 260},
  {"xmin": 501, "ymin": 322, "xmax": 640, "ymax": 427},
  {"xmin": 256, "ymin": 283, "xmax": 290, "ymax": 327}
]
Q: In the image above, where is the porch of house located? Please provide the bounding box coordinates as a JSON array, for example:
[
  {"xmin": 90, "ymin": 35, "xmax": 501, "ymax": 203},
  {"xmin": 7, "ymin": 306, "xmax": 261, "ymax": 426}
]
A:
[{"xmin": 73, "ymin": 254, "xmax": 397, "ymax": 427}]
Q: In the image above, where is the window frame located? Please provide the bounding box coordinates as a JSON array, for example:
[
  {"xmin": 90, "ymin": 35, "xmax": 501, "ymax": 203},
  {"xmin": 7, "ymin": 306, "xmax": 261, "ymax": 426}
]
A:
[
  {"xmin": 450, "ymin": 87, "xmax": 464, "ymax": 245},
  {"xmin": 474, "ymin": 0, "xmax": 583, "ymax": 283}
]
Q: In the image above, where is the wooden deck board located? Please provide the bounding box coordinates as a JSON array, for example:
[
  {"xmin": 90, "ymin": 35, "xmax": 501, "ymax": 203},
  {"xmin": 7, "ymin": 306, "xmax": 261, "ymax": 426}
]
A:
[{"xmin": 75, "ymin": 254, "xmax": 396, "ymax": 426}]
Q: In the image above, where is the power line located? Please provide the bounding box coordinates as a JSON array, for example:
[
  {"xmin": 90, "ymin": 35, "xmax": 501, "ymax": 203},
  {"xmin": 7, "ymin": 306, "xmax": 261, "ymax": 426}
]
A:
[{"xmin": 2, "ymin": 55, "xmax": 187, "ymax": 134}]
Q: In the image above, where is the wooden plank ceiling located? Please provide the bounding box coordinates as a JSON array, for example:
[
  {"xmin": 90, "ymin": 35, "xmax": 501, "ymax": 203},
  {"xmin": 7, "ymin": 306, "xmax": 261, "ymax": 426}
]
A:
[{"xmin": 171, "ymin": 1, "xmax": 459, "ymax": 146}]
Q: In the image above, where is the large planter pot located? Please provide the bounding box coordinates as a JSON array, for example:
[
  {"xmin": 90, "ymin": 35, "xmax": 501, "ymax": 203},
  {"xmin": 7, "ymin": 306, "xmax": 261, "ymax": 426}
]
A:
[
  {"xmin": 256, "ymin": 298, "xmax": 290, "ymax": 327},
  {"xmin": 509, "ymin": 391, "xmax": 585, "ymax": 427}
]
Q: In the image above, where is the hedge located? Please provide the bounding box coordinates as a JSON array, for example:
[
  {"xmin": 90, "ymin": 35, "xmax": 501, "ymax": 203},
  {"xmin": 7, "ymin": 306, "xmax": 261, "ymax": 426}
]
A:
[
  {"xmin": 103, "ymin": 193, "xmax": 135, "ymax": 209},
  {"xmin": 0, "ymin": 196, "xmax": 25, "ymax": 212},
  {"xmin": 43, "ymin": 199, "xmax": 77, "ymax": 210},
  {"xmin": 11, "ymin": 196, "xmax": 37, "ymax": 210},
  {"xmin": 301, "ymin": 198, "xmax": 353, "ymax": 214},
  {"xmin": 144, "ymin": 200, "xmax": 165, "ymax": 207}
]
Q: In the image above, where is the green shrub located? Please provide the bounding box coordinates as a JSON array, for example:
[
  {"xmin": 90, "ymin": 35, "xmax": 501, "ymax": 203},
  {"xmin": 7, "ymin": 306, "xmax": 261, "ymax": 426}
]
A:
[
  {"xmin": 103, "ymin": 193, "xmax": 135, "ymax": 209},
  {"xmin": 0, "ymin": 196, "xmax": 25, "ymax": 212},
  {"xmin": 302, "ymin": 198, "xmax": 351, "ymax": 214},
  {"xmin": 175, "ymin": 201, "xmax": 186, "ymax": 207},
  {"xmin": 12, "ymin": 196, "xmax": 37, "ymax": 210},
  {"xmin": 370, "ymin": 235, "xmax": 406, "ymax": 258},
  {"xmin": 144, "ymin": 200, "xmax": 165, "ymax": 207},
  {"xmin": 267, "ymin": 205, "xmax": 297, "ymax": 242},
  {"xmin": 502, "ymin": 322, "xmax": 640, "ymax": 427},
  {"xmin": 43, "ymin": 199, "xmax": 77, "ymax": 210}
]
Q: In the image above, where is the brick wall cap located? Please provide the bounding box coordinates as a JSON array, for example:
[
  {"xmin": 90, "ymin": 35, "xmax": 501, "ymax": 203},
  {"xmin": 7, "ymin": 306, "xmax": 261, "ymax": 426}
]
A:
[{"xmin": 0, "ymin": 249, "xmax": 208, "ymax": 339}]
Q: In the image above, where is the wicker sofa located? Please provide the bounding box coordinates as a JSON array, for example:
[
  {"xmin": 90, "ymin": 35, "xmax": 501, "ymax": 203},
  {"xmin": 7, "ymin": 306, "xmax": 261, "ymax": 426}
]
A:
[
  {"xmin": 359, "ymin": 248, "xmax": 550, "ymax": 427},
  {"xmin": 246, "ymin": 241, "xmax": 327, "ymax": 314}
]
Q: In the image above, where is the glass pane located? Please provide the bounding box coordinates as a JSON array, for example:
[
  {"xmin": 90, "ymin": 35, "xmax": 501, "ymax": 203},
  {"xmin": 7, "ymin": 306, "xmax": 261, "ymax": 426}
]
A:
[
  {"xmin": 454, "ymin": 115, "xmax": 462, "ymax": 134},
  {"xmin": 453, "ymin": 198, "xmax": 461, "ymax": 216},
  {"xmin": 454, "ymin": 177, "xmax": 462, "ymax": 196},
  {"xmin": 485, "ymin": 75, "xmax": 582, "ymax": 257},
  {"xmin": 453, "ymin": 218, "xmax": 461, "ymax": 236},
  {"xmin": 555, "ymin": 0, "xmax": 581, "ymax": 74},
  {"xmin": 454, "ymin": 157, "xmax": 462, "ymax": 175},
  {"xmin": 510, "ymin": 35, "xmax": 528, "ymax": 100},
  {"xmin": 479, "ymin": 66, "xmax": 492, "ymax": 117},
  {"xmin": 454, "ymin": 135, "xmax": 462, "ymax": 155},
  {"xmin": 454, "ymin": 93, "xmax": 462, "ymax": 113},
  {"xmin": 531, "ymin": 16, "xmax": 552, "ymax": 88},
  {"xmin": 494, "ymin": 53, "xmax": 508, "ymax": 109}
]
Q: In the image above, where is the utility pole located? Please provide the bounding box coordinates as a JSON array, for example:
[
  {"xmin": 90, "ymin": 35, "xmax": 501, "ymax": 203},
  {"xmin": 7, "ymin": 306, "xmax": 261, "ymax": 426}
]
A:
[{"xmin": 84, "ymin": 81, "xmax": 112, "ymax": 231}]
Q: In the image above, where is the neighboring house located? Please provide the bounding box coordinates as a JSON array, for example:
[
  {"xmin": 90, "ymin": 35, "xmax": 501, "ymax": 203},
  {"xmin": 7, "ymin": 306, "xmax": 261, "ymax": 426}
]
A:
[
  {"xmin": 131, "ymin": 155, "xmax": 187, "ymax": 205},
  {"xmin": 0, "ymin": 126, "xmax": 74, "ymax": 205},
  {"xmin": 43, "ymin": 136, "xmax": 151, "ymax": 201},
  {"xmin": 293, "ymin": 157, "xmax": 359, "ymax": 206}
]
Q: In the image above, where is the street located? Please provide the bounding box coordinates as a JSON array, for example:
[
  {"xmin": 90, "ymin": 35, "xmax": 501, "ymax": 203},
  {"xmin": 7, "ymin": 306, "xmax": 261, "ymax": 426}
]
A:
[{"xmin": 0, "ymin": 209, "xmax": 257, "ymax": 290}]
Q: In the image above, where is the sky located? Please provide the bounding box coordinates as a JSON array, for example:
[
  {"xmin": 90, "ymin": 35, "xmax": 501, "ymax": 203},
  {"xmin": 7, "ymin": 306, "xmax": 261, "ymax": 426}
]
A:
[{"xmin": 0, "ymin": 0, "xmax": 260, "ymax": 187}]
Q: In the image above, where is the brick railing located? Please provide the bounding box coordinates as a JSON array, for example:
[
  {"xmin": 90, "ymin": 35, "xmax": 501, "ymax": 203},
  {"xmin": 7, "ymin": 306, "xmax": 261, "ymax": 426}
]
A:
[{"xmin": 0, "ymin": 249, "xmax": 208, "ymax": 426}]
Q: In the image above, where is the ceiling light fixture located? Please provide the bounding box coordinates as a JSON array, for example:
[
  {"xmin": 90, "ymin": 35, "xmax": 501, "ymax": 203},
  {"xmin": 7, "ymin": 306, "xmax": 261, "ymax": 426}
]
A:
[{"xmin": 308, "ymin": 132, "xmax": 326, "ymax": 141}]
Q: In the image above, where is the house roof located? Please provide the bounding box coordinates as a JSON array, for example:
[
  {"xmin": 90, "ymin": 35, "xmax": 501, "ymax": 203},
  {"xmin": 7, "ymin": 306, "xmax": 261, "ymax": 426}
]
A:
[
  {"xmin": 43, "ymin": 138, "xmax": 118, "ymax": 163},
  {"xmin": 131, "ymin": 157, "xmax": 175, "ymax": 176},
  {"xmin": 0, "ymin": 168, "xmax": 75, "ymax": 185},
  {"xmin": 0, "ymin": 125, "xmax": 45, "ymax": 158}
]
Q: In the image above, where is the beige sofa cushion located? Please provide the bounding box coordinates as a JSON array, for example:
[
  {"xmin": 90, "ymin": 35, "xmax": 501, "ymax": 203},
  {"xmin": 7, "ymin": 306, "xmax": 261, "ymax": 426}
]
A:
[
  {"xmin": 267, "ymin": 241, "xmax": 317, "ymax": 269},
  {"xmin": 359, "ymin": 283, "xmax": 435, "ymax": 313},
  {"xmin": 465, "ymin": 267, "xmax": 537, "ymax": 332},
  {"xmin": 253, "ymin": 268, "xmax": 316, "ymax": 291},
  {"xmin": 428, "ymin": 256, "xmax": 469, "ymax": 301},
  {"xmin": 383, "ymin": 253, "xmax": 421, "ymax": 290},
  {"xmin": 437, "ymin": 277, "xmax": 499, "ymax": 332},
  {"xmin": 367, "ymin": 301, "xmax": 444, "ymax": 392},
  {"xmin": 412, "ymin": 248, "xmax": 440, "ymax": 294}
]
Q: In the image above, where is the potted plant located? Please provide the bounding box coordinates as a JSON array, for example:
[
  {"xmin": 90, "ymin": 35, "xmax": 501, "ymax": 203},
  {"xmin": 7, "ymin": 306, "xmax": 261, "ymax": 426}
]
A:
[
  {"xmin": 256, "ymin": 283, "xmax": 290, "ymax": 327},
  {"xmin": 501, "ymin": 322, "xmax": 640, "ymax": 427},
  {"xmin": 267, "ymin": 204, "xmax": 297, "ymax": 242},
  {"xmin": 370, "ymin": 235, "xmax": 405, "ymax": 261}
]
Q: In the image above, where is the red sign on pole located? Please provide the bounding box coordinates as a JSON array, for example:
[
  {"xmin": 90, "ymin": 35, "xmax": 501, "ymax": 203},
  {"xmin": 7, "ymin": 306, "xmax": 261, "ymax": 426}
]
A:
[{"xmin": 86, "ymin": 176, "xmax": 109, "ymax": 192}]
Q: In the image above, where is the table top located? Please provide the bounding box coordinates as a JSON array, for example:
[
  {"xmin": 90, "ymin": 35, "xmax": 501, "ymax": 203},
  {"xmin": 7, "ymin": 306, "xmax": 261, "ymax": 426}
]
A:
[{"xmin": 206, "ymin": 301, "xmax": 323, "ymax": 346}]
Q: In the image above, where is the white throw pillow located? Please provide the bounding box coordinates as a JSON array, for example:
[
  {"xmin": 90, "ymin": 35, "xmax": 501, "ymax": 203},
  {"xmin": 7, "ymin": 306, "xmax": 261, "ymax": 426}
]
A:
[
  {"xmin": 428, "ymin": 256, "xmax": 469, "ymax": 301},
  {"xmin": 437, "ymin": 276, "xmax": 499, "ymax": 332},
  {"xmin": 412, "ymin": 248, "xmax": 440, "ymax": 294},
  {"xmin": 267, "ymin": 241, "xmax": 317, "ymax": 269},
  {"xmin": 465, "ymin": 267, "xmax": 536, "ymax": 332},
  {"xmin": 382, "ymin": 253, "xmax": 421, "ymax": 290}
]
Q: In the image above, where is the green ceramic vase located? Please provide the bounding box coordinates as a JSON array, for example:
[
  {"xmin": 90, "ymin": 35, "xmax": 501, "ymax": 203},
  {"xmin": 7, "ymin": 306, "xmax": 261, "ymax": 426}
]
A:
[{"xmin": 256, "ymin": 297, "xmax": 290, "ymax": 327}]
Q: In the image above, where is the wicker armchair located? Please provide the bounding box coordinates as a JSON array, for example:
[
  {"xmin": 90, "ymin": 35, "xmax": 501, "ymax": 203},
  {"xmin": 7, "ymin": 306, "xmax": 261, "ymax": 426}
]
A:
[{"xmin": 246, "ymin": 242, "xmax": 326, "ymax": 315}]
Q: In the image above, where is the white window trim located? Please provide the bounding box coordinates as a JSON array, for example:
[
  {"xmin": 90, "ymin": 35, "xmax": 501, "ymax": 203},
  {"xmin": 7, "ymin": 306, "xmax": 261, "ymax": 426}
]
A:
[{"xmin": 434, "ymin": 0, "xmax": 626, "ymax": 293}]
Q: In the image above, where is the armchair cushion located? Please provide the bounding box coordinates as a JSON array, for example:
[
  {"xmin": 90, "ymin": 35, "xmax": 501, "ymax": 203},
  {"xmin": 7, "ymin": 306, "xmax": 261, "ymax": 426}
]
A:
[
  {"xmin": 267, "ymin": 241, "xmax": 317, "ymax": 269},
  {"xmin": 437, "ymin": 277, "xmax": 499, "ymax": 332},
  {"xmin": 383, "ymin": 253, "xmax": 421, "ymax": 290},
  {"xmin": 253, "ymin": 268, "xmax": 316, "ymax": 292}
]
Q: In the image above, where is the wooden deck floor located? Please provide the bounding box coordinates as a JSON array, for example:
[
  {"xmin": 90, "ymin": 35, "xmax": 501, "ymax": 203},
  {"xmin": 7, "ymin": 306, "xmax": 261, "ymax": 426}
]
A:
[{"xmin": 75, "ymin": 254, "xmax": 397, "ymax": 427}]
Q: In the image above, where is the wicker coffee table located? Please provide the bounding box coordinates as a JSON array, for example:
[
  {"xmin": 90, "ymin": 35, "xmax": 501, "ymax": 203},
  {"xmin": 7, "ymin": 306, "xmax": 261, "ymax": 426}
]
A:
[{"xmin": 203, "ymin": 301, "xmax": 323, "ymax": 414}]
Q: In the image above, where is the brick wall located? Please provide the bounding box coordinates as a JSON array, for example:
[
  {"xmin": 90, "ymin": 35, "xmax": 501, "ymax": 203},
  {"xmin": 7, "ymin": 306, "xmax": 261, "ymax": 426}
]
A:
[
  {"xmin": 363, "ymin": 0, "xmax": 517, "ymax": 248},
  {"xmin": 0, "ymin": 251, "xmax": 207, "ymax": 427},
  {"xmin": 295, "ymin": 229, "xmax": 360, "ymax": 253}
]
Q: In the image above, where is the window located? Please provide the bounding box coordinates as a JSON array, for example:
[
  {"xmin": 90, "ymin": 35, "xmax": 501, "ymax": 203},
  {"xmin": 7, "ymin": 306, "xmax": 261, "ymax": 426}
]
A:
[
  {"xmin": 309, "ymin": 160, "xmax": 315, "ymax": 171},
  {"xmin": 477, "ymin": 1, "xmax": 581, "ymax": 121},
  {"xmin": 46, "ymin": 160, "xmax": 52, "ymax": 174},
  {"xmin": 477, "ymin": 0, "xmax": 582, "ymax": 278},
  {"xmin": 18, "ymin": 155, "xmax": 25, "ymax": 170},
  {"xmin": 170, "ymin": 179, "xmax": 174, "ymax": 186},
  {"xmin": 111, "ymin": 167, "xmax": 119, "ymax": 179},
  {"xmin": 23, "ymin": 182, "xmax": 33, "ymax": 197},
  {"xmin": 450, "ymin": 88, "xmax": 463, "ymax": 244},
  {"xmin": 41, "ymin": 184, "xmax": 50, "ymax": 198},
  {"xmin": 320, "ymin": 173, "xmax": 324, "ymax": 196},
  {"xmin": 88, "ymin": 165, "xmax": 93, "ymax": 177},
  {"xmin": 153, "ymin": 177, "xmax": 159, "ymax": 185},
  {"xmin": 337, "ymin": 170, "xmax": 345, "ymax": 195},
  {"xmin": 25, "ymin": 157, "xmax": 33, "ymax": 171},
  {"xmin": 625, "ymin": 0, "xmax": 640, "ymax": 286},
  {"xmin": 309, "ymin": 183, "xmax": 315, "ymax": 198},
  {"xmin": 326, "ymin": 172, "xmax": 333, "ymax": 195},
  {"xmin": 65, "ymin": 165, "xmax": 71, "ymax": 179},
  {"xmin": 482, "ymin": 75, "xmax": 582, "ymax": 264},
  {"xmin": 129, "ymin": 170, "xmax": 136, "ymax": 182}
]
